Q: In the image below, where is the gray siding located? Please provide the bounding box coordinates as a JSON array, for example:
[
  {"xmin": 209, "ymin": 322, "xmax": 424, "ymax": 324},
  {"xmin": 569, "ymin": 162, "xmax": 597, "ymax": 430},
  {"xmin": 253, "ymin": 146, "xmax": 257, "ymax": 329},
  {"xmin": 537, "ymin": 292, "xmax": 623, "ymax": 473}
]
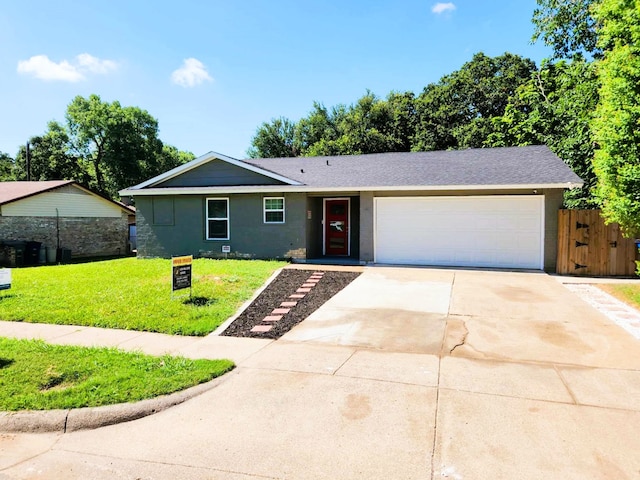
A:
[
  {"xmin": 136, "ymin": 188, "xmax": 566, "ymax": 270},
  {"xmin": 306, "ymin": 197, "xmax": 323, "ymax": 258},
  {"xmin": 137, "ymin": 193, "xmax": 306, "ymax": 259},
  {"xmin": 359, "ymin": 192, "xmax": 374, "ymax": 263},
  {"xmin": 156, "ymin": 159, "xmax": 286, "ymax": 187},
  {"xmin": 542, "ymin": 189, "xmax": 563, "ymax": 272}
]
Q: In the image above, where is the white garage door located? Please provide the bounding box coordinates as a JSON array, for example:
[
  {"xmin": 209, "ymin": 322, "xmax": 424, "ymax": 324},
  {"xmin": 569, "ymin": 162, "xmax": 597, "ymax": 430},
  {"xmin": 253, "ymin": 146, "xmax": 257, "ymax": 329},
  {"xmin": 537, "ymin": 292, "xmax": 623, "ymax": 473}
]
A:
[{"xmin": 375, "ymin": 196, "xmax": 544, "ymax": 269}]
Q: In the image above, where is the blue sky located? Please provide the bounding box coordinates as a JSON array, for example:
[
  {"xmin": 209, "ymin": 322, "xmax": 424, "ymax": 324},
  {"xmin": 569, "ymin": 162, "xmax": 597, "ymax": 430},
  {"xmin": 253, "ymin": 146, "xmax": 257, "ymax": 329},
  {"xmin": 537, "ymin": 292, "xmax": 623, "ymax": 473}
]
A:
[{"xmin": 1, "ymin": 1, "xmax": 551, "ymax": 160}]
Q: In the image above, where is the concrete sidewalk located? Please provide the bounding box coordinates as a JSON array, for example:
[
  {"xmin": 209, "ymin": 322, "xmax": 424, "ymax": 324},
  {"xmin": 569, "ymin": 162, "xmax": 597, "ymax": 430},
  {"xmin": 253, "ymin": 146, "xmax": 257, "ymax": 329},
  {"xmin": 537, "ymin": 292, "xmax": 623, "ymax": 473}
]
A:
[
  {"xmin": 1, "ymin": 267, "xmax": 640, "ymax": 479},
  {"xmin": 0, "ymin": 321, "xmax": 273, "ymax": 364}
]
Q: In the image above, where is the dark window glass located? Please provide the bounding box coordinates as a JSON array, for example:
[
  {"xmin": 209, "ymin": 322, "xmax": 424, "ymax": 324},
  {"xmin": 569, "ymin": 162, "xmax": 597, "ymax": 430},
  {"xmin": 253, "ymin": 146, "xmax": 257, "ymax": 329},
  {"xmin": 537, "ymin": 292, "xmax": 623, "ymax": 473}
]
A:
[
  {"xmin": 207, "ymin": 199, "xmax": 227, "ymax": 218},
  {"xmin": 265, "ymin": 211, "xmax": 284, "ymax": 223},
  {"xmin": 208, "ymin": 220, "xmax": 228, "ymax": 239},
  {"xmin": 330, "ymin": 204, "xmax": 346, "ymax": 216}
]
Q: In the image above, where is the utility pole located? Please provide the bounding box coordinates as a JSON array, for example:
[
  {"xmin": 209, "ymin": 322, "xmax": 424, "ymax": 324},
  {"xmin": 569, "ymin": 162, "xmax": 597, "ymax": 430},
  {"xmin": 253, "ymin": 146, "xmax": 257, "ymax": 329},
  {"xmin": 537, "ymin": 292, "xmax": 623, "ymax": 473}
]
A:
[{"xmin": 26, "ymin": 142, "xmax": 30, "ymax": 181}]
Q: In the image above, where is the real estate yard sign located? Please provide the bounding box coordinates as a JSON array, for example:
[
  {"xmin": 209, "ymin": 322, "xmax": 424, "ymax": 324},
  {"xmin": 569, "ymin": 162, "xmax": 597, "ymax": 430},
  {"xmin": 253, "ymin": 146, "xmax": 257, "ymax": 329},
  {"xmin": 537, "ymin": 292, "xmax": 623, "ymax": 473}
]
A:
[
  {"xmin": 0, "ymin": 269, "xmax": 10, "ymax": 291},
  {"xmin": 172, "ymin": 256, "xmax": 192, "ymax": 294}
]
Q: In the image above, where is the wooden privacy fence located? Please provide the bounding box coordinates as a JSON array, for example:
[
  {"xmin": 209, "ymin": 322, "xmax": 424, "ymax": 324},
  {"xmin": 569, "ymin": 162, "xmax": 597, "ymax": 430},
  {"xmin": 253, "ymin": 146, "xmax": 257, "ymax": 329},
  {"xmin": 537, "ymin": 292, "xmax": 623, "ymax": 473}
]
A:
[{"xmin": 557, "ymin": 209, "xmax": 638, "ymax": 276}]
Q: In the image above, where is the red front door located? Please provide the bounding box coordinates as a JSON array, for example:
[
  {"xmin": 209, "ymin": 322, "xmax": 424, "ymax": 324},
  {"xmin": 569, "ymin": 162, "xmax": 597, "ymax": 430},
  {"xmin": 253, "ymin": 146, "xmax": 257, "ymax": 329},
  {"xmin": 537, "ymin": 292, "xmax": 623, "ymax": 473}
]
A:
[{"xmin": 324, "ymin": 199, "xmax": 349, "ymax": 256}]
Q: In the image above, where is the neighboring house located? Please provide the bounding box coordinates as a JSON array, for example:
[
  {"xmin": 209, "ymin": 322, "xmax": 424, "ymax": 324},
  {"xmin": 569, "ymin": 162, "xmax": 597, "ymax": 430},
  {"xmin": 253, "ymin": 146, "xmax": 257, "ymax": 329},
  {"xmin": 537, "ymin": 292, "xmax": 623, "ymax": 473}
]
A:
[
  {"xmin": 120, "ymin": 145, "xmax": 583, "ymax": 272},
  {"xmin": 0, "ymin": 180, "xmax": 135, "ymax": 261}
]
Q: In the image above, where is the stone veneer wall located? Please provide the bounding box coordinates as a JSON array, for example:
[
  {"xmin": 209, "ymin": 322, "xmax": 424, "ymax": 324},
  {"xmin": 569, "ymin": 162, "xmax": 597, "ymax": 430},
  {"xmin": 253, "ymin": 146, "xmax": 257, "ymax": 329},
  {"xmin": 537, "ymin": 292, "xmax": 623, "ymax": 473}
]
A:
[{"xmin": 0, "ymin": 212, "xmax": 129, "ymax": 257}]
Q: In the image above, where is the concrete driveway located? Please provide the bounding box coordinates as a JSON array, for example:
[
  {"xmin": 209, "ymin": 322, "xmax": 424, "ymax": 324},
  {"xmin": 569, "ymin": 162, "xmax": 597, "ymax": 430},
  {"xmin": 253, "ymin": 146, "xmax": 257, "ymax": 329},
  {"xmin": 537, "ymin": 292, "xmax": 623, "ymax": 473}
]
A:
[{"xmin": 2, "ymin": 267, "xmax": 640, "ymax": 479}]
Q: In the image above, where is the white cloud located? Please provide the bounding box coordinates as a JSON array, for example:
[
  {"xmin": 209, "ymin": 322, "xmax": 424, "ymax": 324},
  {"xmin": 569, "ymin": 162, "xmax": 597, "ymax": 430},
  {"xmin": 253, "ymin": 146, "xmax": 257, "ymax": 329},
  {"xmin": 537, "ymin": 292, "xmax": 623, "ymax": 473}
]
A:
[
  {"xmin": 76, "ymin": 53, "xmax": 118, "ymax": 74},
  {"xmin": 17, "ymin": 53, "xmax": 118, "ymax": 82},
  {"xmin": 432, "ymin": 2, "xmax": 456, "ymax": 14},
  {"xmin": 171, "ymin": 58, "xmax": 213, "ymax": 88},
  {"xmin": 17, "ymin": 55, "xmax": 84, "ymax": 82}
]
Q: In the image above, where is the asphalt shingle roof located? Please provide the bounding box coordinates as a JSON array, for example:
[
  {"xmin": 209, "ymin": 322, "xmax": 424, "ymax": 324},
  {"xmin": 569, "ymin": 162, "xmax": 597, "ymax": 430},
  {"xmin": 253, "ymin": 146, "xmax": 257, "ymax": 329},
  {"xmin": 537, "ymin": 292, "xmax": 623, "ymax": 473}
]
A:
[
  {"xmin": 0, "ymin": 180, "xmax": 73, "ymax": 205},
  {"xmin": 244, "ymin": 145, "xmax": 582, "ymax": 188}
]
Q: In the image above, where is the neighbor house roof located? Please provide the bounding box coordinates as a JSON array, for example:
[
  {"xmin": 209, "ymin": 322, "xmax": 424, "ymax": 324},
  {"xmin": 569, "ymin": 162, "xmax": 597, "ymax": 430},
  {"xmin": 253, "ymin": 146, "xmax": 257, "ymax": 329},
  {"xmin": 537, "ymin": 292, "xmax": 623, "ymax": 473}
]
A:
[
  {"xmin": 120, "ymin": 145, "xmax": 583, "ymax": 196},
  {"xmin": 0, "ymin": 180, "xmax": 74, "ymax": 205},
  {"xmin": 0, "ymin": 180, "xmax": 135, "ymax": 214}
]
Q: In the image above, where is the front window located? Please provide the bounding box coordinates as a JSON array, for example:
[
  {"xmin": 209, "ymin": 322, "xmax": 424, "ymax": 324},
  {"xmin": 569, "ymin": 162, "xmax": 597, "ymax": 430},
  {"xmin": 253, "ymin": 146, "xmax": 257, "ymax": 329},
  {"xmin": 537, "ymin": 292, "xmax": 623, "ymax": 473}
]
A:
[
  {"xmin": 206, "ymin": 198, "xmax": 229, "ymax": 240},
  {"xmin": 264, "ymin": 197, "xmax": 285, "ymax": 223}
]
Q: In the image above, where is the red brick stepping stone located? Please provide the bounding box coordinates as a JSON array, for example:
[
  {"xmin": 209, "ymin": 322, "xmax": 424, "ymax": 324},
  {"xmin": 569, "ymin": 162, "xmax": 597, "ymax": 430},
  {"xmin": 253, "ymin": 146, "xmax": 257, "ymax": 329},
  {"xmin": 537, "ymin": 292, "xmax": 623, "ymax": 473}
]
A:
[
  {"xmin": 306, "ymin": 278, "xmax": 320, "ymax": 283},
  {"xmin": 290, "ymin": 293, "xmax": 305, "ymax": 299},
  {"xmin": 301, "ymin": 283, "xmax": 315, "ymax": 288},
  {"xmin": 297, "ymin": 287, "xmax": 311, "ymax": 293},
  {"xmin": 251, "ymin": 325, "xmax": 272, "ymax": 333},
  {"xmin": 272, "ymin": 308, "xmax": 290, "ymax": 315},
  {"xmin": 281, "ymin": 301, "xmax": 297, "ymax": 307},
  {"xmin": 313, "ymin": 272, "xmax": 325, "ymax": 275},
  {"xmin": 263, "ymin": 315, "xmax": 283, "ymax": 322}
]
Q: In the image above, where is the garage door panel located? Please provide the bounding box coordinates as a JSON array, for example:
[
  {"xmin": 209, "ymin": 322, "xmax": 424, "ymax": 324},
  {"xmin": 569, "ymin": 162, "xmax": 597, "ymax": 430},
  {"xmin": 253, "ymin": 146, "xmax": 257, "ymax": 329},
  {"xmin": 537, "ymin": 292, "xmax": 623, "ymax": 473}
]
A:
[{"xmin": 374, "ymin": 196, "xmax": 543, "ymax": 269}]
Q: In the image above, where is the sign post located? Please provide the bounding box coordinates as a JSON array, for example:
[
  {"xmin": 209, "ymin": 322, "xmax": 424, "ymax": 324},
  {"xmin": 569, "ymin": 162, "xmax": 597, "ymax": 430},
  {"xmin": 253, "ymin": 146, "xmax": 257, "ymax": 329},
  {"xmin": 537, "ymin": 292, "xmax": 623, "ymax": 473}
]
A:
[
  {"xmin": 172, "ymin": 255, "xmax": 192, "ymax": 299},
  {"xmin": 0, "ymin": 269, "xmax": 11, "ymax": 291}
]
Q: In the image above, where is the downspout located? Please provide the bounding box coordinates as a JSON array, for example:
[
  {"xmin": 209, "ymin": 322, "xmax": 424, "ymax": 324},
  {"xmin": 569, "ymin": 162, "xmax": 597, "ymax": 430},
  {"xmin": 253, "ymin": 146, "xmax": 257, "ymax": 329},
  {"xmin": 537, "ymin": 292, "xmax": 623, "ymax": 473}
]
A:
[{"xmin": 56, "ymin": 208, "xmax": 60, "ymax": 251}]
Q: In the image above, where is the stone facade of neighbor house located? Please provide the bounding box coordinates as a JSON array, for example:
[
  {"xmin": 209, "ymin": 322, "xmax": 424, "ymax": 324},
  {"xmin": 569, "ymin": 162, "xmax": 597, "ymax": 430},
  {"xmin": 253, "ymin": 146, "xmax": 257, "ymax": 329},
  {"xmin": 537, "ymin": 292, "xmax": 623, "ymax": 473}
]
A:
[
  {"xmin": 121, "ymin": 147, "xmax": 583, "ymax": 272},
  {"xmin": 0, "ymin": 181, "xmax": 134, "ymax": 260},
  {"xmin": 0, "ymin": 213, "xmax": 129, "ymax": 257}
]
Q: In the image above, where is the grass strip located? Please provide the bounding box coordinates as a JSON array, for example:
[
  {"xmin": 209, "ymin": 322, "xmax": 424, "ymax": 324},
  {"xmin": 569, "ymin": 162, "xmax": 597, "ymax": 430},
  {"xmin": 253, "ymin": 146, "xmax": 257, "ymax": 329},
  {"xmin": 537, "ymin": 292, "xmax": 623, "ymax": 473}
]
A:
[
  {"xmin": 0, "ymin": 258, "xmax": 285, "ymax": 335},
  {"xmin": 598, "ymin": 283, "xmax": 640, "ymax": 310},
  {"xmin": 0, "ymin": 337, "xmax": 234, "ymax": 411}
]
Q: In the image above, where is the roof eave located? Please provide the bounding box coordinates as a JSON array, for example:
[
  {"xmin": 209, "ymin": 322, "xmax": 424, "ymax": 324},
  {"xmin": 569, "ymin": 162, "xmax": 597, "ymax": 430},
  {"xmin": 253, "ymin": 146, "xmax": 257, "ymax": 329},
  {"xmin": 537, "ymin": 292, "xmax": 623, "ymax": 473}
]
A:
[
  {"xmin": 0, "ymin": 180, "xmax": 75, "ymax": 206},
  {"xmin": 120, "ymin": 182, "xmax": 583, "ymax": 196}
]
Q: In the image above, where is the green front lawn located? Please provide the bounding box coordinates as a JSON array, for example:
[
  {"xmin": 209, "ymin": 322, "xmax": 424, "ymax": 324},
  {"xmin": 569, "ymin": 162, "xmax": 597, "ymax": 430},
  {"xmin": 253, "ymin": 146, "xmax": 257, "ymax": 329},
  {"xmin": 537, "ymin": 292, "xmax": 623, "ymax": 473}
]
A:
[
  {"xmin": 0, "ymin": 258, "xmax": 285, "ymax": 336},
  {"xmin": 0, "ymin": 337, "xmax": 233, "ymax": 411},
  {"xmin": 598, "ymin": 283, "xmax": 640, "ymax": 310}
]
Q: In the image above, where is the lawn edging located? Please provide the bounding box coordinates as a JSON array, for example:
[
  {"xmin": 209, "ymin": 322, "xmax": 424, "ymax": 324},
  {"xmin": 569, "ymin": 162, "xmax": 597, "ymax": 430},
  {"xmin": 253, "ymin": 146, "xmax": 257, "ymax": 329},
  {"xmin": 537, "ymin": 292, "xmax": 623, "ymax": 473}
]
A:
[
  {"xmin": 0, "ymin": 370, "xmax": 233, "ymax": 433},
  {"xmin": 211, "ymin": 266, "xmax": 285, "ymax": 335}
]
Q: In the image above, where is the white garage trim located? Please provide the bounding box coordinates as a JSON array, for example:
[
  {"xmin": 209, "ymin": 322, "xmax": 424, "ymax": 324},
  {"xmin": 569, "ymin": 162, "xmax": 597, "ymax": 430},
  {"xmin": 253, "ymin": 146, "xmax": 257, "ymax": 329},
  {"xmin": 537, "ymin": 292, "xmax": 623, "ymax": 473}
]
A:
[{"xmin": 374, "ymin": 195, "xmax": 545, "ymax": 269}]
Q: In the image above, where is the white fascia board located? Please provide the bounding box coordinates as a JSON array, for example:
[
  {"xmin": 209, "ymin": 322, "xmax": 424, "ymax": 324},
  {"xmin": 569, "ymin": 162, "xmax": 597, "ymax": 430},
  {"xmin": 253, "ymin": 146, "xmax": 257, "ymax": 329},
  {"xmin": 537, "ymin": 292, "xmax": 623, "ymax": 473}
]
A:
[
  {"xmin": 120, "ymin": 182, "xmax": 583, "ymax": 196},
  {"xmin": 126, "ymin": 151, "xmax": 302, "ymax": 191}
]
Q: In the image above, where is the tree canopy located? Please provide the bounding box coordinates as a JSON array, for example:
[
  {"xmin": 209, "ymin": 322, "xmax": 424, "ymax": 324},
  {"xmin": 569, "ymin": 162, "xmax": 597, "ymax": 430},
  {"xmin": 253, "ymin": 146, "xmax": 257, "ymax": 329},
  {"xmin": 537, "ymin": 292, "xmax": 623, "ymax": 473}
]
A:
[
  {"xmin": 591, "ymin": 0, "xmax": 640, "ymax": 234},
  {"xmin": 10, "ymin": 94, "xmax": 194, "ymax": 199},
  {"xmin": 248, "ymin": 51, "xmax": 596, "ymax": 207},
  {"xmin": 531, "ymin": 0, "xmax": 600, "ymax": 59},
  {"xmin": 249, "ymin": 52, "xmax": 536, "ymax": 158},
  {"xmin": 0, "ymin": 152, "xmax": 15, "ymax": 181}
]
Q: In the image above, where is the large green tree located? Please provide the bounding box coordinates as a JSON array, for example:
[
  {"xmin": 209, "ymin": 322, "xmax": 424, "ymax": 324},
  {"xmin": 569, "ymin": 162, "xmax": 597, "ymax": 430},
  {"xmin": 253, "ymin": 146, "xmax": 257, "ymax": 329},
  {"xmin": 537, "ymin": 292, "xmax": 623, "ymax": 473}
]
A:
[
  {"xmin": 247, "ymin": 117, "xmax": 299, "ymax": 158},
  {"xmin": 248, "ymin": 52, "xmax": 535, "ymax": 158},
  {"xmin": 487, "ymin": 57, "xmax": 599, "ymax": 208},
  {"xmin": 591, "ymin": 0, "xmax": 640, "ymax": 234},
  {"xmin": 532, "ymin": 0, "xmax": 600, "ymax": 59},
  {"xmin": 66, "ymin": 94, "xmax": 166, "ymax": 196},
  {"xmin": 13, "ymin": 95, "xmax": 194, "ymax": 198},
  {"xmin": 0, "ymin": 152, "xmax": 15, "ymax": 181},
  {"xmin": 414, "ymin": 52, "xmax": 537, "ymax": 151},
  {"xmin": 14, "ymin": 121, "xmax": 86, "ymax": 183}
]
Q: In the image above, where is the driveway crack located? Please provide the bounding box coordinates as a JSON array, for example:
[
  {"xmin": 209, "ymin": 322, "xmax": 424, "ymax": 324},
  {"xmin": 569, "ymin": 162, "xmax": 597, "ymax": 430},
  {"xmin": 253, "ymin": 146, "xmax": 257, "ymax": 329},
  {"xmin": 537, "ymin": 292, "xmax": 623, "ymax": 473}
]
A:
[{"xmin": 449, "ymin": 320, "xmax": 468, "ymax": 355}]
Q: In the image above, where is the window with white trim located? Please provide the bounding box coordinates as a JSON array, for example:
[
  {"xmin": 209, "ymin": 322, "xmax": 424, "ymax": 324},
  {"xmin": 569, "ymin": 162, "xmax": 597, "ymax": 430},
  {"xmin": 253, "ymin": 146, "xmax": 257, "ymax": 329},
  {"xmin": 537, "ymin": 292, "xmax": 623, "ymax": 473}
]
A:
[
  {"xmin": 264, "ymin": 197, "xmax": 285, "ymax": 223},
  {"xmin": 206, "ymin": 198, "xmax": 229, "ymax": 240}
]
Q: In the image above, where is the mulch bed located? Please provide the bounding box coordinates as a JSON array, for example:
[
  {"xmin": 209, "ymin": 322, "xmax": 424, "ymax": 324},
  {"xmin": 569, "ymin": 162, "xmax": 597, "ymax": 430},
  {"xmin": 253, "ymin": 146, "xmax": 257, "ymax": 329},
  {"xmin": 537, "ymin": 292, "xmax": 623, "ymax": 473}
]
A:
[{"xmin": 221, "ymin": 268, "xmax": 360, "ymax": 339}]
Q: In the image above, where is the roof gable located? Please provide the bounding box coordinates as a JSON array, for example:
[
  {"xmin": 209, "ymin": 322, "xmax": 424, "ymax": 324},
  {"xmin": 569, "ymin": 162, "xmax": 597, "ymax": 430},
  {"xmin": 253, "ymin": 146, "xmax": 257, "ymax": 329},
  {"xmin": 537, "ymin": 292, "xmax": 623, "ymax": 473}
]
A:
[
  {"xmin": 0, "ymin": 180, "xmax": 73, "ymax": 204},
  {"xmin": 0, "ymin": 181, "xmax": 134, "ymax": 215},
  {"xmin": 127, "ymin": 151, "xmax": 302, "ymax": 190}
]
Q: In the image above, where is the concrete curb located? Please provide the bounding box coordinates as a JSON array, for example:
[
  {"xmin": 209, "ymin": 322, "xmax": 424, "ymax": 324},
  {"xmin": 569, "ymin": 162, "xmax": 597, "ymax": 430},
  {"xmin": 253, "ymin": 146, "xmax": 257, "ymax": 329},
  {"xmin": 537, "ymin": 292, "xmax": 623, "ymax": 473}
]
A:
[{"xmin": 0, "ymin": 372, "xmax": 231, "ymax": 434}]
